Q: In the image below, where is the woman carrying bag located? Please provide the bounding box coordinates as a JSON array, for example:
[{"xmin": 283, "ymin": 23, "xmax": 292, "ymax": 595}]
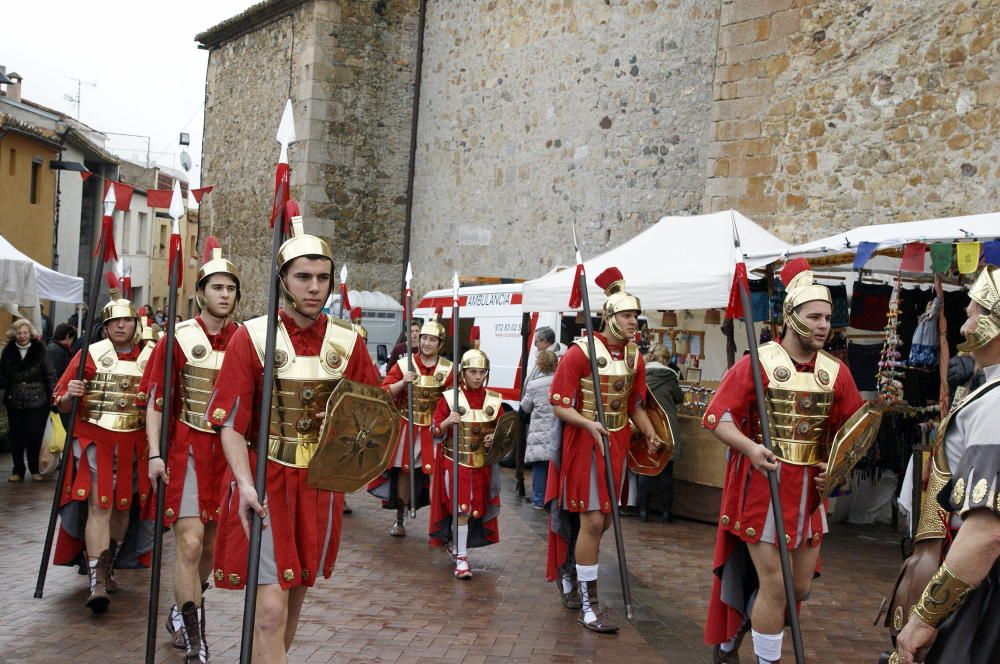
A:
[{"xmin": 0, "ymin": 319, "xmax": 56, "ymax": 482}]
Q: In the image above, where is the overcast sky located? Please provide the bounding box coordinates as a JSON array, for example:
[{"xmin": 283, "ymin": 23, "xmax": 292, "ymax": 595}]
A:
[{"xmin": 1, "ymin": 0, "xmax": 256, "ymax": 187}]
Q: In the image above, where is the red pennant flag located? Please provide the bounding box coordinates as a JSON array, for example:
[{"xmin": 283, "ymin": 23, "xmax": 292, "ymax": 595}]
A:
[
  {"xmin": 146, "ymin": 189, "xmax": 173, "ymax": 209},
  {"xmin": 102, "ymin": 181, "xmax": 135, "ymax": 211},
  {"xmin": 725, "ymin": 262, "xmax": 749, "ymax": 319},
  {"xmin": 901, "ymin": 242, "xmax": 928, "ymax": 273},
  {"xmin": 339, "ymin": 283, "xmax": 351, "ymax": 312},
  {"xmin": 567, "ymin": 263, "xmax": 586, "ymax": 309},
  {"xmin": 270, "ymin": 162, "xmax": 290, "ymax": 230},
  {"xmin": 191, "ymin": 186, "xmax": 214, "ymax": 203},
  {"xmin": 169, "ymin": 224, "xmax": 183, "ymax": 288},
  {"xmin": 94, "ymin": 215, "xmax": 119, "ymax": 262},
  {"xmin": 80, "ymin": 170, "xmax": 93, "ymax": 182}
]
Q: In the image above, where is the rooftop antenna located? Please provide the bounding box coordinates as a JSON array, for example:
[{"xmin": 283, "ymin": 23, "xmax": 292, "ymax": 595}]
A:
[{"xmin": 64, "ymin": 76, "xmax": 96, "ymax": 120}]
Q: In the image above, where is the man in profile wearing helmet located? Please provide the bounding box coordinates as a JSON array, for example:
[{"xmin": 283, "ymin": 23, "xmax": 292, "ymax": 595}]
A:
[
  {"xmin": 891, "ymin": 264, "xmax": 1000, "ymax": 664},
  {"xmin": 52, "ymin": 273, "xmax": 154, "ymax": 613},
  {"xmin": 141, "ymin": 246, "xmax": 240, "ymax": 661},
  {"xmin": 545, "ymin": 267, "xmax": 665, "ymax": 633},
  {"xmin": 702, "ymin": 259, "xmax": 868, "ymax": 664},
  {"xmin": 206, "ymin": 217, "xmax": 380, "ymax": 662},
  {"xmin": 429, "ymin": 328, "xmax": 503, "ymax": 579},
  {"xmin": 369, "ymin": 306, "xmax": 452, "ymax": 537}
]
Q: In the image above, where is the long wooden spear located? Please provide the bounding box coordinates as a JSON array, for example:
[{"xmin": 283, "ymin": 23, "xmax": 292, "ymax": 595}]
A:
[
  {"xmin": 145, "ymin": 179, "xmax": 185, "ymax": 663},
  {"xmin": 239, "ymin": 99, "xmax": 296, "ymax": 664},
  {"xmin": 728, "ymin": 214, "xmax": 805, "ymax": 664},
  {"xmin": 570, "ymin": 224, "xmax": 634, "ymax": 620},
  {"xmin": 35, "ymin": 182, "xmax": 119, "ymax": 598}
]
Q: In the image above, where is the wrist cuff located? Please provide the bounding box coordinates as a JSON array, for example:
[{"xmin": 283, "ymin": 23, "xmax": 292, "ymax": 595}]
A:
[{"xmin": 911, "ymin": 562, "xmax": 976, "ymax": 628}]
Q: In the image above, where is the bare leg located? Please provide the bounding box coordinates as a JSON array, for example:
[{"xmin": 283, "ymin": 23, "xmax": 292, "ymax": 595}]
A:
[
  {"xmin": 396, "ymin": 471, "xmax": 410, "ymax": 510},
  {"xmin": 746, "ymin": 541, "xmax": 787, "ymax": 634},
  {"xmin": 173, "ymin": 517, "xmax": 205, "ymax": 606},
  {"xmin": 109, "ymin": 507, "xmax": 129, "ymax": 544},
  {"xmin": 84, "ymin": 481, "xmax": 111, "ymax": 556},
  {"xmin": 200, "ymin": 522, "xmax": 217, "ymax": 586},
  {"xmin": 284, "ymin": 585, "xmax": 308, "ymax": 652},
  {"xmin": 253, "ymin": 584, "xmax": 289, "ymax": 664},
  {"xmin": 574, "ymin": 510, "xmax": 611, "ymax": 565},
  {"xmin": 790, "ymin": 541, "xmax": 821, "ymax": 603}
]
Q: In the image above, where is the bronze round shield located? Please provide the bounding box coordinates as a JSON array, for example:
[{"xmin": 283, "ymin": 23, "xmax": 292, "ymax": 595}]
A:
[
  {"xmin": 101, "ymin": 357, "xmax": 114, "ymax": 368},
  {"xmin": 817, "ymin": 369, "xmax": 831, "ymax": 386},
  {"xmin": 117, "ymin": 397, "xmax": 129, "ymax": 409},
  {"xmin": 326, "ymin": 351, "xmax": 342, "ymax": 369},
  {"xmin": 483, "ymin": 411, "xmax": 520, "ymax": 467},
  {"xmin": 192, "ymin": 344, "xmax": 207, "ymax": 359},
  {"xmin": 774, "ymin": 366, "xmax": 791, "ymax": 382},
  {"xmin": 274, "ymin": 350, "xmax": 289, "ymax": 368},
  {"xmin": 307, "ymin": 378, "xmax": 400, "ymax": 493},
  {"xmin": 597, "ymin": 357, "xmax": 608, "ymax": 368},
  {"xmin": 299, "ymin": 386, "xmax": 316, "ymax": 404},
  {"xmin": 119, "ymin": 378, "xmax": 131, "ymax": 389}
]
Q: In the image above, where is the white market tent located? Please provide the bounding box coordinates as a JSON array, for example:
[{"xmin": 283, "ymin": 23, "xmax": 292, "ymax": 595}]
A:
[
  {"xmin": 522, "ymin": 210, "xmax": 790, "ymax": 312},
  {"xmin": 0, "ymin": 233, "xmax": 84, "ymax": 329},
  {"xmin": 756, "ymin": 211, "xmax": 1000, "ymax": 264}
]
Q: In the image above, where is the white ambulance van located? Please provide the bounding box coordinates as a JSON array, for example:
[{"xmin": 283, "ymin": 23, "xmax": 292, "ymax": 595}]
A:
[{"xmin": 413, "ymin": 282, "xmax": 566, "ymax": 404}]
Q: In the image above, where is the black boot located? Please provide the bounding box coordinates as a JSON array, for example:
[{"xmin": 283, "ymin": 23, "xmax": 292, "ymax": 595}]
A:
[
  {"xmin": 637, "ymin": 474, "xmax": 652, "ymax": 522},
  {"xmin": 390, "ymin": 507, "xmax": 406, "ymax": 537}
]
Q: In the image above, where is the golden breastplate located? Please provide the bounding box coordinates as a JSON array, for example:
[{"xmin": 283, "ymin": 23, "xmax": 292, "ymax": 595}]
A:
[
  {"xmin": 175, "ymin": 320, "xmax": 225, "ymax": 433},
  {"xmin": 245, "ymin": 316, "xmax": 358, "ymax": 468},
  {"xmin": 442, "ymin": 390, "xmax": 503, "ymax": 468},
  {"xmin": 758, "ymin": 342, "xmax": 840, "ymax": 466},
  {"xmin": 398, "ymin": 356, "xmax": 452, "ymax": 426},
  {"xmin": 81, "ymin": 339, "xmax": 150, "ymax": 432},
  {"xmin": 574, "ymin": 338, "xmax": 637, "ymax": 432}
]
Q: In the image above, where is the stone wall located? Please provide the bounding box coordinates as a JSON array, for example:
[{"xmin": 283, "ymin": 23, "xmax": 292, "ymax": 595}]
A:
[
  {"xmin": 705, "ymin": 0, "xmax": 1000, "ymax": 242},
  {"xmin": 409, "ymin": 0, "xmax": 720, "ymax": 293},
  {"xmin": 200, "ymin": 0, "xmax": 419, "ymax": 314}
]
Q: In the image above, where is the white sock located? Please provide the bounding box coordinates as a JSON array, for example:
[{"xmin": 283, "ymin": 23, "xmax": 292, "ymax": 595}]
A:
[
  {"xmin": 457, "ymin": 524, "xmax": 469, "ymax": 556},
  {"xmin": 88, "ymin": 557, "xmax": 99, "ymax": 592},
  {"xmin": 751, "ymin": 629, "xmax": 783, "ymax": 663},
  {"xmin": 561, "ymin": 574, "xmax": 574, "ymax": 594},
  {"xmin": 720, "ymin": 636, "xmax": 738, "ymax": 653},
  {"xmin": 171, "ymin": 604, "xmax": 183, "ymax": 631},
  {"xmin": 576, "ymin": 564, "xmax": 599, "ymax": 623}
]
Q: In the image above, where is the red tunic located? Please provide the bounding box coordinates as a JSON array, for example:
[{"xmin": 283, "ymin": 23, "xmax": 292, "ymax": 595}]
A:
[
  {"xmin": 137, "ymin": 316, "xmax": 238, "ymax": 526},
  {"xmin": 52, "ymin": 344, "xmax": 151, "ymax": 566},
  {"xmin": 427, "ymin": 387, "xmax": 501, "ymax": 548},
  {"xmin": 366, "ymin": 355, "xmax": 453, "ymax": 509},
  {"xmin": 210, "ymin": 310, "xmax": 380, "ymax": 590},
  {"xmin": 543, "ymin": 334, "xmax": 647, "ymax": 581},
  {"xmin": 702, "ymin": 349, "xmax": 864, "ymax": 645}
]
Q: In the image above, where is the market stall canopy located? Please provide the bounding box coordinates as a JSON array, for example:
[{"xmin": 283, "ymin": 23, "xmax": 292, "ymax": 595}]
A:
[
  {"xmin": 763, "ymin": 211, "xmax": 1000, "ymax": 264},
  {"xmin": 521, "ymin": 210, "xmax": 790, "ymax": 312},
  {"xmin": 0, "ymin": 233, "xmax": 84, "ymax": 328}
]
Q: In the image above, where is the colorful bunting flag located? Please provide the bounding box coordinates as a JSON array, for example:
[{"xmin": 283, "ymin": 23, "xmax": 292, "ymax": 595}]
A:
[
  {"xmin": 900, "ymin": 242, "xmax": 928, "ymax": 272},
  {"xmin": 982, "ymin": 240, "xmax": 1000, "ymax": 267},
  {"xmin": 930, "ymin": 243, "xmax": 953, "ymax": 273},
  {"xmin": 956, "ymin": 241, "xmax": 981, "ymax": 274},
  {"xmin": 853, "ymin": 241, "xmax": 878, "ymax": 270}
]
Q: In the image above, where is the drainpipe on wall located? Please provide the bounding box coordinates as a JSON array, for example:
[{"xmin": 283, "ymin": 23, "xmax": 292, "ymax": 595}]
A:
[{"xmin": 399, "ymin": 0, "xmax": 428, "ymax": 302}]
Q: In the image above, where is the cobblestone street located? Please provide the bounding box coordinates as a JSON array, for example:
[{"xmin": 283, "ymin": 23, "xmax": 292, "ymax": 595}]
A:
[{"xmin": 0, "ymin": 457, "xmax": 899, "ymax": 663}]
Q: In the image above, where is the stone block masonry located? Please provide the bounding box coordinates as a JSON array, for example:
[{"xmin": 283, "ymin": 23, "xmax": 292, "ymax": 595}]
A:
[
  {"xmin": 199, "ymin": 0, "xmax": 420, "ymax": 314},
  {"xmin": 409, "ymin": 0, "xmax": 720, "ymax": 293},
  {"xmin": 705, "ymin": 0, "xmax": 1000, "ymax": 243}
]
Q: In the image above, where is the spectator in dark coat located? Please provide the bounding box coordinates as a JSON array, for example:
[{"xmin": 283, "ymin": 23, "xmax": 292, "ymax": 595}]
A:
[
  {"xmin": 386, "ymin": 319, "xmax": 421, "ymax": 370},
  {"xmin": 47, "ymin": 324, "xmax": 77, "ymax": 429},
  {"xmin": 0, "ymin": 319, "xmax": 55, "ymax": 482},
  {"xmin": 639, "ymin": 345, "xmax": 685, "ymax": 522}
]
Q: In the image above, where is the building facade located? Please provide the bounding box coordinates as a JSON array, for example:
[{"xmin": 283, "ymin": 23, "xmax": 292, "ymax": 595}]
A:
[{"xmin": 198, "ymin": 0, "xmax": 1000, "ymax": 307}]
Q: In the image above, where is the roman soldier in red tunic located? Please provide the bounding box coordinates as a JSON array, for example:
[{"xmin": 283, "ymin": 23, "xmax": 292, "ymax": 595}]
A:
[
  {"xmin": 140, "ymin": 246, "xmax": 240, "ymax": 660},
  {"xmin": 429, "ymin": 332, "xmax": 503, "ymax": 579},
  {"xmin": 52, "ymin": 274, "xmax": 153, "ymax": 613},
  {"xmin": 368, "ymin": 307, "xmax": 452, "ymax": 536},
  {"xmin": 207, "ymin": 219, "xmax": 380, "ymax": 663},
  {"xmin": 544, "ymin": 267, "xmax": 665, "ymax": 633},
  {"xmin": 703, "ymin": 259, "xmax": 870, "ymax": 664}
]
